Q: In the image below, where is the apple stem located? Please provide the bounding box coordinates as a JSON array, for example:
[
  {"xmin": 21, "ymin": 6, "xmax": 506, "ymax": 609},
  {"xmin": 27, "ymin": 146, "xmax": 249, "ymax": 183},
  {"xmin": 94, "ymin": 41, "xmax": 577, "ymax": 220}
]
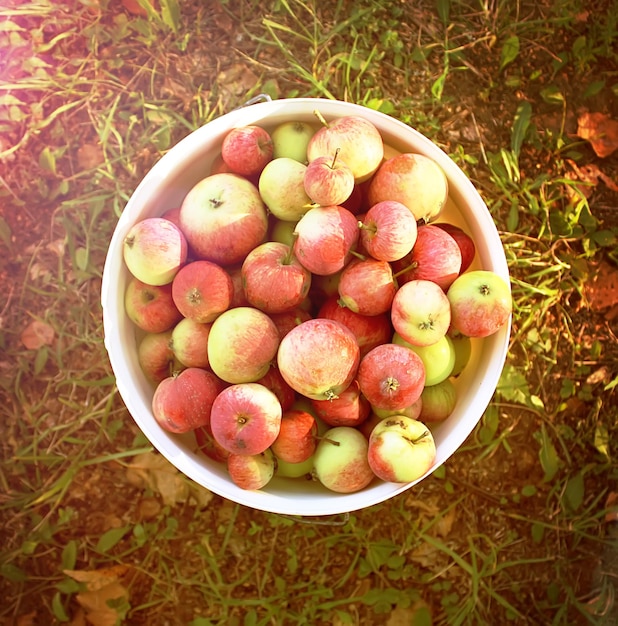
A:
[
  {"xmin": 330, "ymin": 148, "xmax": 341, "ymax": 169},
  {"xmin": 407, "ymin": 430, "xmax": 430, "ymax": 445},
  {"xmin": 317, "ymin": 436, "xmax": 341, "ymax": 447},
  {"xmin": 313, "ymin": 109, "xmax": 329, "ymax": 128},
  {"xmin": 124, "ymin": 235, "xmax": 135, "ymax": 248},
  {"xmin": 349, "ymin": 249, "xmax": 366, "ymax": 261},
  {"xmin": 392, "ymin": 261, "xmax": 418, "ymax": 279},
  {"xmin": 358, "ymin": 221, "xmax": 376, "ymax": 235}
]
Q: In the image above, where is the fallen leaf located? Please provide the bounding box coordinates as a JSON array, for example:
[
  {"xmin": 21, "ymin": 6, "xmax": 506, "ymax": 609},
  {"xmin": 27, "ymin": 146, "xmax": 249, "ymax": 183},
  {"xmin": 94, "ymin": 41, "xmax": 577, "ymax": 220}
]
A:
[
  {"xmin": 576, "ymin": 111, "xmax": 618, "ymax": 158},
  {"xmin": 21, "ymin": 320, "xmax": 55, "ymax": 349},
  {"xmin": 126, "ymin": 452, "xmax": 190, "ymax": 506},
  {"xmin": 77, "ymin": 143, "xmax": 105, "ymax": 170},
  {"xmin": 121, "ymin": 0, "xmax": 156, "ymax": 17},
  {"xmin": 64, "ymin": 566, "xmax": 134, "ymax": 625},
  {"xmin": 584, "ymin": 261, "xmax": 618, "ymax": 311},
  {"xmin": 564, "ymin": 159, "xmax": 618, "ymax": 202}
]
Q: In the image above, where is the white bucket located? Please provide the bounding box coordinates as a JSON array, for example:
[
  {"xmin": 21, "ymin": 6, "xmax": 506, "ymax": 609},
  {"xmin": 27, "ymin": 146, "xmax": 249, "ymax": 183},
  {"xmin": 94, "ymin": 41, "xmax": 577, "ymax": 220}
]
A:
[{"xmin": 101, "ymin": 98, "xmax": 510, "ymax": 517}]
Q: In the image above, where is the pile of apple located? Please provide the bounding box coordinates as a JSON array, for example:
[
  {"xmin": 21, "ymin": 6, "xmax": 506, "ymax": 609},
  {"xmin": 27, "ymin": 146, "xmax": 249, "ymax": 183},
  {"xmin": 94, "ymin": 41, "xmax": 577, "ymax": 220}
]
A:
[{"xmin": 122, "ymin": 109, "xmax": 512, "ymax": 494}]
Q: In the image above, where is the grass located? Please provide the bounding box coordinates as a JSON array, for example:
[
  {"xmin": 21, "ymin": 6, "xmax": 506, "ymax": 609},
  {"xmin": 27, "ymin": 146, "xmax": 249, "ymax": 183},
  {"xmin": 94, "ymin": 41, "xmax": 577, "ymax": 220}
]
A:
[{"xmin": 1, "ymin": 0, "xmax": 617, "ymax": 624}]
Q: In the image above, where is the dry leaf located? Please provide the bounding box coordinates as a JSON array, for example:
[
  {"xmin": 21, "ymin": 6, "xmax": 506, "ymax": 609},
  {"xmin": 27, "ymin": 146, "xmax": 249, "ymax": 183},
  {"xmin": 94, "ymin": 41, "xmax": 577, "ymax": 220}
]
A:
[
  {"xmin": 64, "ymin": 566, "xmax": 131, "ymax": 626},
  {"xmin": 576, "ymin": 111, "xmax": 618, "ymax": 158},
  {"xmin": 564, "ymin": 159, "xmax": 618, "ymax": 202},
  {"xmin": 21, "ymin": 320, "xmax": 55, "ymax": 349},
  {"xmin": 584, "ymin": 261, "xmax": 618, "ymax": 311},
  {"xmin": 29, "ymin": 262, "xmax": 52, "ymax": 281},
  {"xmin": 126, "ymin": 452, "xmax": 190, "ymax": 506},
  {"xmin": 121, "ymin": 0, "xmax": 156, "ymax": 17},
  {"xmin": 77, "ymin": 144, "xmax": 105, "ymax": 170}
]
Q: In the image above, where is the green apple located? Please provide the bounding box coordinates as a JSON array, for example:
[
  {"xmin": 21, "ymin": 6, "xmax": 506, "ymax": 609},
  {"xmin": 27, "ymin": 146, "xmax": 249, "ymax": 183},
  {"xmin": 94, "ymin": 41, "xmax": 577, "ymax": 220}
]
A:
[
  {"xmin": 258, "ymin": 157, "xmax": 313, "ymax": 222},
  {"xmin": 271, "ymin": 120, "xmax": 316, "ymax": 163},
  {"xmin": 393, "ymin": 332, "xmax": 455, "ymax": 386}
]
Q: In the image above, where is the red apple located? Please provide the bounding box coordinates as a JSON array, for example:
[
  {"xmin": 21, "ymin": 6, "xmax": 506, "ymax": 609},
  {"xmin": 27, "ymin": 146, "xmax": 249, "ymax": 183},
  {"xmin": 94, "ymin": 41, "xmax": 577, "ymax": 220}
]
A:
[
  {"xmin": 367, "ymin": 416, "xmax": 436, "ymax": 483},
  {"xmin": 293, "ymin": 205, "xmax": 359, "ymax": 276},
  {"xmin": 310, "ymin": 379, "xmax": 370, "ymax": 428},
  {"xmin": 137, "ymin": 330, "xmax": 181, "ymax": 384},
  {"xmin": 435, "ymin": 222, "xmax": 476, "ymax": 273},
  {"xmin": 367, "ymin": 152, "xmax": 448, "ymax": 223},
  {"xmin": 357, "ymin": 343, "xmax": 426, "ymax": 411},
  {"xmin": 337, "ymin": 257, "xmax": 397, "ymax": 316},
  {"xmin": 227, "ymin": 449, "xmax": 276, "ymax": 490},
  {"xmin": 277, "ymin": 318, "xmax": 360, "ymax": 401},
  {"xmin": 160, "ymin": 207, "xmax": 182, "ymax": 230},
  {"xmin": 241, "ymin": 241, "xmax": 312, "ymax": 314},
  {"xmin": 312, "ymin": 426, "xmax": 375, "ymax": 493},
  {"xmin": 226, "ymin": 264, "xmax": 250, "ymax": 308},
  {"xmin": 268, "ymin": 307, "xmax": 313, "ymax": 339},
  {"xmin": 447, "ymin": 270, "xmax": 512, "ymax": 338},
  {"xmin": 221, "ymin": 125, "xmax": 273, "ymax": 176},
  {"xmin": 391, "ymin": 279, "xmax": 451, "ymax": 347},
  {"xmin": 359, "ymin": 200, "xmax": 418, "ymax": 262},
  {"xmin": 303, "ymin": 149, "xmax": 355, "ymax": 206},
  {"xmin": 123, "ymin": 217, "xmax": 188, "ymax": 286},
  {"xmin": 170, "ymin": 318, "xmax": 212, "ymax": 369},
  {"xmin": 391, "ymin": 224, "xmax": 462, "ymax": 291},
  {"xmin": 171, "ymin": 260, "xmax": 233, "ymax": 323},
  {"xmin": 179, "ymin": 173, "xmax": 268, "ymax": 266},
  {"xmin": 210, "ymin": 383, "xmax": 282, "ymax": 455},
  {"xmin": 318, "ymin": 295, "xmax": 392, "ymax": 357},
  {"xmin": 152, "ymin": 367, "xmax": 222, "ymax": 433},
  {"xmin": 125, "ymin": 277, "xmax": 182, "ymax": 333},
  {"xmin": 270, "ymin": 409, "xmax": 317, "ymax": 463},
  {"xmin": 194, "ymin": 423, "xmax": 230, "ymax": 463},
  {"xmin": 256, "ymin": 365, "xmax": 296, "ymax": 412},
  {"xmin": 307, "ymin": 113, "xmax": 384, "ymax": 183},
  {"xmin": 207, "ymin": 306, "xmax": 280, "ymax": 384}
]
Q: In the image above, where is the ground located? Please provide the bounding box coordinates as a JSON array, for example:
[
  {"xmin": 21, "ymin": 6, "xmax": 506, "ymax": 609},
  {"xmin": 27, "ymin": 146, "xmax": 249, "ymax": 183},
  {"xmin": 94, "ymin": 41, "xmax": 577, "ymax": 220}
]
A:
[{"xmin": 0, "ymin": 1, "xmax": 617, "ymax": 625}]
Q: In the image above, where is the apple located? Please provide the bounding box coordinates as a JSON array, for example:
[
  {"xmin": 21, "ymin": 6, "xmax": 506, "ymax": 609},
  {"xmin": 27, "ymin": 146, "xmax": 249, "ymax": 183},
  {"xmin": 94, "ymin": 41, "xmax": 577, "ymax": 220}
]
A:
[
  {"xmin": 419, "ymin": 378, "xmax": 457, "ymax": 422},
  {"xmin": 293, "ymin": 205, "xmax": 359, "ymax": 276},
  {"xmin": 171, "ymin": 260, "xmax": 233, "ymax": 323},
  {"xmin": 123, "ymin": 217, "xmax": 188, "ymax": 286},
  {"xmin": 194, "ymin": 423, "xmax": 230, "ymax": 464},
  {"xmin": 226, "ymin": 265, "xmax": 250, "ymax": 308},
  {"xmin": 435, "ymin": 222, "xmax": 476, "ymax": 273},
  {"xmin": 312, "ymin": 426, "xmax": 375, "ymax": 493},
  {"xmin": 125, "ymin": 277, "xmax": 182, "ymax": 333},
  {"xmin": 207, "ymin": 306, "xmax": 280, "ymax": 384},
  {"xmin": 303, "ymin": 149, "xmax": 355, "ymax": 206},
  {"xmin": 170, "ymin": 318, "xmax": 212, "ymax": 369},
  {"xmin": 210, "ymin": 383, "xmax": 282, "ymax": 455},
  {"xmin": 358, "ymin": 200, "xmax": 418, "ymax": 262},
  {"xmin": 268, "ymin": 307, "xmax": 312, "ymax": 339},
  {"xmin": 221, "ymin": 125, "xmax": 273, "ymax": 176},
  {"xmin": 310, "ymin": 379, "xmax": 370, "ymax": 428},
  {"xmin": 307, "ymin": 112, "xmax": 384, "ymax": 183},
  {"xmin": 391, "ymin": 224, "xmax": 462, "ymax": 291},
  {"xmin": 357, "ymin": 343, "xmax": 425, "ymax": 411},
  {"xmin": 276, "ymin": 456, "xmax": 314, "ymax": 479},
  {"xmin": 448, "ymin": 329, "xmax": 472, "ymax": 376},
  {"xmin": 341, "ymin": 184, "xmax": 364, "ymax": 215},
  {"xmin": 256, "ymin": 365, "xmax": 296, "ymax": 412},
  {"xmin": 160, "ymin": 207, "xmax": 182, "ymax": 230},
  {"xmin": 241, "ymin": 241, "xmax": 312, "ymax": 314},
  {"xmin": 277, "ymin": 318, "xmax": 360, "ymax": 401},
  {"xmin": 179, "ymin": 173, "xmax": 268, "ymax": 265},
  {"xmin": 372, "ymin": 397, "xmax": 423, "ymax": 421},
  {"xmin": 137, "ymin": 330, "xmax": 181, "ymax": 384},
  {"xmin": 227, "ymin": 449, "xmax": 276, "ymax": 490},
  {"xmin": 391, "ymin": 279, "xmax": 451, "ymax": 347},
  {"xmin": 367, "ymin": 152, "xmax": 448, "ymax": 223},
  {"xmin": 447, "ymin": 270, "xmax": 512, "ymax": 338},
  {"xmin": 337, "ymin": 257, "xmax": 397, "ymax": 316},
  {"xmin": 271, "ymin": 120, "xmax": 316, "ymax": 162},
  {"xmin": 258, "ymin": 157, "xmax": 313, "ymax": 222},
  {"xmin": 270, "ymin": 409, "xmax": 317, "ymax": 464},
  {"xmin": 367, "ymin": 416, "xmax": 436, "ymax": 483},
  {"xmin": 317, "ymin": 295, "xmax": 392, "ymax": 357},
  {"xmin": 393, "ymin": 332, "xmax": 455, "ymax": 387},
  {"xmin": 269, "ymin": 218, "xmax": 297, "ymax": 247},
  {"xmin": 152, "ymin": 367, "xmax": 222, "ymax": 433}
]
